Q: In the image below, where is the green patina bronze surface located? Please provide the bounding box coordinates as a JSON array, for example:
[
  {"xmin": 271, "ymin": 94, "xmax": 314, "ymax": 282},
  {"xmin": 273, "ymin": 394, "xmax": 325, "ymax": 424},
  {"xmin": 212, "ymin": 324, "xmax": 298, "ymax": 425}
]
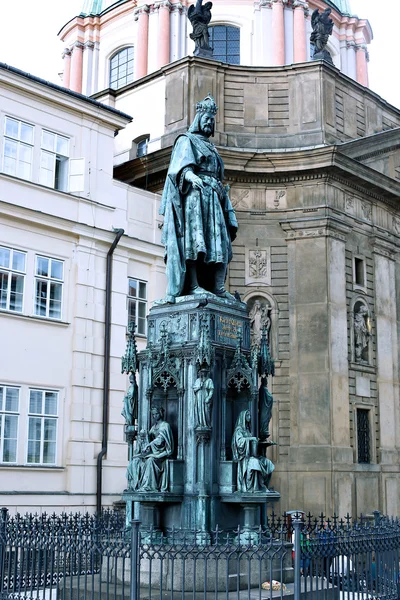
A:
[{"xmin": 159, "ymin": 94, "xmax": 238, "ymax": 303}]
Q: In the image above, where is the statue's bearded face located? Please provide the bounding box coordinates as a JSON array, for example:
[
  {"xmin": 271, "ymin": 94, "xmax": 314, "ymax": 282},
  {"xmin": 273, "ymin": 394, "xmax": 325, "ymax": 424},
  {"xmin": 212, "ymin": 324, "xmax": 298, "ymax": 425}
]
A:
[{"xmin": 200, "ymin": 113, "xmax": 215, "ymax": 136}]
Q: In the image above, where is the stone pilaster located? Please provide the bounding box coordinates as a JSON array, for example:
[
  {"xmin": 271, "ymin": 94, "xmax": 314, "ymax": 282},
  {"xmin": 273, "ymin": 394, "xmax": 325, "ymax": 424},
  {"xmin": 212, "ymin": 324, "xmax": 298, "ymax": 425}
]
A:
[
  {"xmin": 62, "ymin": 48, "xmax": 72, "ymax": 89},
  {"xmin": 134, "ymin": 5, "xmax": 150, "ymax": 78},
  {"xmin": 293, "ymin": 1, "xmax": 308, "ymax": 63},
  {"xmin": 70, "ymin": 42, "xmax": 84, "ymax": 94},
  {"xmin": 271, "ymin": 0, "xmax": 285, "ymax": 66},
  {"xmin": 282, "ymin": 218, "xmax": 353, "ymax": 515},
  {"xmin": 372, "ymin": 238, "xmax": 399, "ymax": 466},
  {"xmin": 355, "ymin": 44, "xmax": 368, "ymax": 87}
]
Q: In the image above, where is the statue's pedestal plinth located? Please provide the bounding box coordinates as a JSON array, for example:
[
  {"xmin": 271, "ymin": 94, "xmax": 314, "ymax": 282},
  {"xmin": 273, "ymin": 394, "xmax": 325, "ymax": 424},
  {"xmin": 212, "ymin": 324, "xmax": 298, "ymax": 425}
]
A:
[
  {"xmin": 123, "ymin": 490, "xmax": 183, "ymax": 535},
  {"xmin": 313, "ymin": 49, "xmax": 333, "ymax": 64},
  {"xmin": 193, "ymin": 47, "xmax": 213, "ymax": 59},
  {"xmin": 221, "ymin": 491, "xmax": 281, "ymax": 543}
]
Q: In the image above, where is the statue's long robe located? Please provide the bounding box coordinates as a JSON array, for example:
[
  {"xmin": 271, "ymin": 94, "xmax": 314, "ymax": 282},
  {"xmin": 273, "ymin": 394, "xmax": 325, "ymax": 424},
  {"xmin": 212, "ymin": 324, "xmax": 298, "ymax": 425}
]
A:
[
  {"xmin": 140, "ymin": 420, "xmax": 174, "ymax": 492},
  {"xmin": 193, "ymin": 376, "xmax": 214, "ymax": 427},
  {"xmin": 231, "ymin": 411, "xmax": 274, "ymax": 493},
  {"xmin": 159, "ymin": 132, "xmax": 238, "ymax": 298}
]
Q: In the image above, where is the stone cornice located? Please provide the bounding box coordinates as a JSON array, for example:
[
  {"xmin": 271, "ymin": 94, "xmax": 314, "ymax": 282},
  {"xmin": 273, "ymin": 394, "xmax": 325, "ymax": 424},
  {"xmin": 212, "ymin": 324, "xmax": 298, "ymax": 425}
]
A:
[
  {"xmin": 115, "ymin": 144, "xmax": 400, "ymax": 209},
  {"xmin": 370, "ymin": 235, "xmax": 398, "ymax": 260},
  {"xmin": 338, "ymin": 128, "xmax": 400, "ymax": 163},
  {"xmin": 281, "ymin": 217, "xmax": 351, "ymax": 242}
]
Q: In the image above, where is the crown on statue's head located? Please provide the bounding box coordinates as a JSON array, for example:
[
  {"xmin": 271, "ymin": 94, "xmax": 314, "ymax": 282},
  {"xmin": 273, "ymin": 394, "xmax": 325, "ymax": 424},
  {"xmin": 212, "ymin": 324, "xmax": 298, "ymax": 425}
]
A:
[{"xmin": 196, "ymin": 94, "xmax": 218, "ymax": 115}]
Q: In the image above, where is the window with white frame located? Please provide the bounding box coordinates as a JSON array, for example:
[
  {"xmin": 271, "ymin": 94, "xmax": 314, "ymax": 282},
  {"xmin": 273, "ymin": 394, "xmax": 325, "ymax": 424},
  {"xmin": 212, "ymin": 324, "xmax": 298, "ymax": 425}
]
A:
[
  {"xmin": 0, "ymin": 246, "xmax": 26, "ymax": 313},
  {"xmin": 34, "ymin": 256, "xmax": 64, "ymax": 319},
  {"xmin": 0, "ymin": 385, "xmax": 19, "ymax": 463},
  {"xmin": 39, "ymin": 130, "xmax": 70, "ymax": 192},
  {"xmin": 128, "ymin": 278, "xmax": 147, "ymax": 335},
  {"xmin": 2, "ymin": 116, "xmax": 34, "ymax": 180},
  {"xmin": 27, "ymin": 389, "xmax": 58, "ymax": 465},
  {"xmin": 137, "ymin": 137, "xmax": 149, "ymax": 158},
  {"xmin": 110, "ymin": 47, "xmax": 134, "ymax": 90}
]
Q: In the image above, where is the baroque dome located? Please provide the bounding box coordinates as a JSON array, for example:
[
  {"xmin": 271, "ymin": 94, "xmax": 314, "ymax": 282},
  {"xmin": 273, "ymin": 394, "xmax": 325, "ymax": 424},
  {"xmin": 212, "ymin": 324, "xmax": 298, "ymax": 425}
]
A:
[
  {"xmin": 329, "ymin": 0, "xmax": 352, "ymax": 14},
  {"xmin": 80, "ymin": 0, "xmax": 128, "ymax": 16}
]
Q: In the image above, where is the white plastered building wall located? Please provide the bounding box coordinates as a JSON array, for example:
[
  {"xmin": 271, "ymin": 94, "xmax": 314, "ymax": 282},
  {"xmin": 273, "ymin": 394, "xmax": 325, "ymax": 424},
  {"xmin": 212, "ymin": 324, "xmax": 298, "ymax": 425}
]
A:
[{"xmin": 0, "ymin": 65, "xmax": 166, "ymax": 514}]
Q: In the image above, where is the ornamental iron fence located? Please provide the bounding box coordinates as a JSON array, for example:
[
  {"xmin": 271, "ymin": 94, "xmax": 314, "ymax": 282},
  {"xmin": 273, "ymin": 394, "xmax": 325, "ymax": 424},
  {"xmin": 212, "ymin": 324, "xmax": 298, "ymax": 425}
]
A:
[{"xmin": 0, "ymin": 507, "xmax": 399, "ymax": 600}]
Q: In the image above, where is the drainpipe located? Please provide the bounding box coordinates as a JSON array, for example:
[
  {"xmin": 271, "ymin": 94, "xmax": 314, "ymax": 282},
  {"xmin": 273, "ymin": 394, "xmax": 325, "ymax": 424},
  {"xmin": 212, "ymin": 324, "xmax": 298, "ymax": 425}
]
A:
[{"xmin": 96, "ymin": 228, "xmax": 125, "ymax": 514}]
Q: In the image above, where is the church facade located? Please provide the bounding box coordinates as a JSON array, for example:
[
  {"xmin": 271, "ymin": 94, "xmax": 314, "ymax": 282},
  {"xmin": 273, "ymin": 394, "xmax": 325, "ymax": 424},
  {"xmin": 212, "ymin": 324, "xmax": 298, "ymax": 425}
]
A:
[{"xmin": 112, "ymin": 55, "xmax": 400, "ymax": 518}]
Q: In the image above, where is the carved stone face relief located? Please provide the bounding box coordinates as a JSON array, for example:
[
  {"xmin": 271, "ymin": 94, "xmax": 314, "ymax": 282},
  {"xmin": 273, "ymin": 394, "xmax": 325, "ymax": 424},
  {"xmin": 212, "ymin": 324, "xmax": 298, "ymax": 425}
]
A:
[
  {"xmin": 247, "ymin": 296, "xmax": 272, "ymax": 348},
  {"xmin": 353, "ymin": 301, "xmax": 371, "ymax": 364},
  {"xmin": 245, "ymin": 248, "xmax": 271, "ymax": 286}
]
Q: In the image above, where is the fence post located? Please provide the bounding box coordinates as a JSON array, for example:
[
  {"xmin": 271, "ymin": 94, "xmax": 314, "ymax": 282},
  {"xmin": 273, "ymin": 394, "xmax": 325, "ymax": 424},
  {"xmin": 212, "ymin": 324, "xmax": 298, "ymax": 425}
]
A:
[
  {"xmin": 293, "ymin": 516, "xmax": 302, "ymax": 600},
  {"xmin": 0, "ymin": 507, "xmax": 8, "ymax": 598},
  {"xmin": 130, "ymin": 519, "xmax": 140, "ymax": 600}
]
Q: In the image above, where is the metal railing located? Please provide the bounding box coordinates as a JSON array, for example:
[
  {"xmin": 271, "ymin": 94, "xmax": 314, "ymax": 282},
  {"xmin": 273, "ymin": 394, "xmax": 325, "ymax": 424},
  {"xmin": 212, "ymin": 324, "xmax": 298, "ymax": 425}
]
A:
[{"xmin": 1, "ymin": 507, "xmax": 399, "ymax": 600}]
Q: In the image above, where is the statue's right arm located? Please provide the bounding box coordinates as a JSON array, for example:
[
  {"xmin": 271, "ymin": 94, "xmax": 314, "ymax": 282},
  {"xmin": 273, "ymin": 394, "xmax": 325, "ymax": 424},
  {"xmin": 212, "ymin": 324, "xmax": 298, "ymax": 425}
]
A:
[{"xmin": 184, "ymin": 169, "xmax": 204, "ymax": 190}]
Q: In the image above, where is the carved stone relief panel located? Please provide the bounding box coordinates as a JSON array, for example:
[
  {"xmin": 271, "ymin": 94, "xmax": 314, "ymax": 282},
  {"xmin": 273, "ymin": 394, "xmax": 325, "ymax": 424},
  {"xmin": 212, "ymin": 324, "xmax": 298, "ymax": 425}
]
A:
[
  {"xmin": 159, "ymin": 314, "xmax": 188, "ymax": 343},
  {"xmin": 360, "ymin": 201, "xmax": 372, "ymax": 222},
  {"xmin": 230, "ymin": 188, "xmax": 250, "ymax": 211},
  {"xmin": 345, "ymin": 195, "xmax": 355, "ymax": 215},
  {"xmin": 245, "ymin": 247, "xmax": 271, "ymax": 286},
  {"xmin": 266, "ymin": 189, "xmax": 287, "ymax": 209}
]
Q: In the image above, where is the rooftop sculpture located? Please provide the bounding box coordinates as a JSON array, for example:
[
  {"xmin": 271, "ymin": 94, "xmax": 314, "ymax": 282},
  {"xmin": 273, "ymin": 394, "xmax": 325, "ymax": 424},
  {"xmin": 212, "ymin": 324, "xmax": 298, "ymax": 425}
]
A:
[
  {"xmin": 311, "ymin": 8, "xmax": 334, "ymax": 64},
  {"xmin": 188, "ymin": 0, "xmax": 213, "ymax": 58}
]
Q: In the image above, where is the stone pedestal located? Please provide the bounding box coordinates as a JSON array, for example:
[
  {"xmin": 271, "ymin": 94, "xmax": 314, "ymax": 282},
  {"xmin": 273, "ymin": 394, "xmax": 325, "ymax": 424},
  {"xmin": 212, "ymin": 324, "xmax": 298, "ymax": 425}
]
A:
[
  {"xmin": 193, "ymin": 47, "xmax": 213, "ymax": 59},
  {"xmin": 126, "ymin": 293, "xmax": 279, "ymax": 533},
  {"xmin": 313, "ymin": 49, "xmax": 333, "ymax": 65}
]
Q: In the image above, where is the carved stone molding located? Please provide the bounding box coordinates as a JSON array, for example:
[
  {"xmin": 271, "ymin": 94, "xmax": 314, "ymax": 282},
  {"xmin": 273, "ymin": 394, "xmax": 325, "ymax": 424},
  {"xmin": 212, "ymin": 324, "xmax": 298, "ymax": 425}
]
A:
[
  {"xmin": 170, "ymin": 2, "xmax": 185, "ymax": 13},
  {"xmin": 133, "ymin": 4, "xmax": 150, "ymax": 19},
  {"xmin": 155, "ymin": 0, "xmax": 173, "ymax": 10},
  {"xmin": 370, "ymin": 236, "xmax": 397, "ymax": 261},
  {"xmin": 255, "ymin": 0, "xmax": 272, "ymax": 7},
  {"xmin": 281, "ymin": 219, "xmax": 351, "ymax": 242},
  {"xmin": 195, "ymin": 426, "xmax": 212, "ymax": 445},
  {"xmin": 292, "ymin": 0, "xmax": 309, "ymax": 10}
]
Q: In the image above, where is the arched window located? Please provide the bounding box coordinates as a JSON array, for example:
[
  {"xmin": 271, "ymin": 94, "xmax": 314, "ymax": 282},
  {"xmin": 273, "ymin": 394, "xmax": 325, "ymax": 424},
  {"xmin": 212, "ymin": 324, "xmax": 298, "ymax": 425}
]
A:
[
  {"xmin": 110, "ymin": 47, "xmax": 134, "ymax": 90},
  {"xmin": 208, "ymin": 25, "xmax": 240, "ymax": 64}
]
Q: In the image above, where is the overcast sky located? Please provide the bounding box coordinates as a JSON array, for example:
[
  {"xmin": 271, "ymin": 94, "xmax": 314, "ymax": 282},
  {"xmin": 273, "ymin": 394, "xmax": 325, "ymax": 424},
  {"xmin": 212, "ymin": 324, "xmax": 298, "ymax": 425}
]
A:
[{"xmin": 0, "ymin": 0, "xmax": 398, "ymax": 108}]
